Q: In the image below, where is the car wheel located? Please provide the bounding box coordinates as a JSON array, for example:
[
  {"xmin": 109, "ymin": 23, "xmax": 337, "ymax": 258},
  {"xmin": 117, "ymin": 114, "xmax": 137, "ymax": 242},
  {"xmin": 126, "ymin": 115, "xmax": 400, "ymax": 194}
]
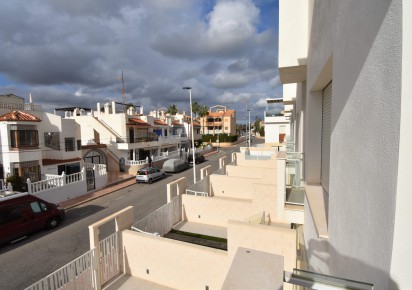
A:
[
  {"xmin": 162, "ymin": 174, "xmax": 165, "ymax": 179},
  {"xmin": 46, "ymin": 217, "xmax": 60, "ymax": 229},
  {"xmin": 148, "ymin": 178, "xmax": 153, "ymax": 184}
]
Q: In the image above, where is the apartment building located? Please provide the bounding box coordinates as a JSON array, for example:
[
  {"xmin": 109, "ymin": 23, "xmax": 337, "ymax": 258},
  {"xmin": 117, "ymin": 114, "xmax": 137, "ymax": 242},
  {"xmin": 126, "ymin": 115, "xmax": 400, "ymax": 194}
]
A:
[
  {"xmin": 279, "ymin": 0, "xmax": 411, "ymax": 289},
  {"xmin": 0, "ymin": 94, "xmax": 83, "ymax": 185},
  {"xmin": 66, "ymin": 102, "xmax": 190, "ymax": 174},
  {"xmin": 264, "ymin": 98, "xmax": 290, "ymax": 144},
  {"xmin": 201, "ymin": 105, "xmax": 236, "ymax": 136}
]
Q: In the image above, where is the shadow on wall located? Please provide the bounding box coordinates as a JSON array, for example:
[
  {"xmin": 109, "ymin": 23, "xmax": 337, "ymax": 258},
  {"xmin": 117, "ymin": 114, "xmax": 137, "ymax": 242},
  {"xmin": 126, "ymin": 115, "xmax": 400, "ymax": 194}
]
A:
[{"xmin": 307, "ymin": 239, "xmax": 398, "ymax": 290}]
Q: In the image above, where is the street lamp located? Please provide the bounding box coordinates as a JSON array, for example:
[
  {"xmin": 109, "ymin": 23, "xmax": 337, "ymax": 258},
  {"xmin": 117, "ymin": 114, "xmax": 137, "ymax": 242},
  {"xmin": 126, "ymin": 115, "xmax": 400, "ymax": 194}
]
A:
[
  {"xmin": 183, "ymin": 86, "xmax": 196, "ymax": 183},
  {"xmin": 247, "ymin": 109, "xmax": 251, "ymax": 148}
]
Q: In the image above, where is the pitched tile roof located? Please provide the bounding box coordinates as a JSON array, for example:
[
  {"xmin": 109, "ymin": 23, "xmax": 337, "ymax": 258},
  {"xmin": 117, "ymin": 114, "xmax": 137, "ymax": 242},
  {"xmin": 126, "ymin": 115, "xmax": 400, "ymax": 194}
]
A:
[
  {"xmin": 128, "ymin": 118, "xmax": 151, "ymax": 127},
  {"xmin": 154, "ymin": 119, "xmax": 169, "ymax": 126},
  {"xmin": 0, "ymin": 110, "xmax": 41, "ymax": 122}
]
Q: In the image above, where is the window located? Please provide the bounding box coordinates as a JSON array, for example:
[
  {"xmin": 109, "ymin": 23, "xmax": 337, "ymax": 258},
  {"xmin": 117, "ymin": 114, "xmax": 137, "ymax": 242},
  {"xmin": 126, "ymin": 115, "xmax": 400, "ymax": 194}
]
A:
[
  {"xmin": 10, "ymin": 125, "xmax": 39, "ymax": 149},
  {"xmin": 65, "ymin": 138, "xmax": 75, "ymax": 152},
  {"xmin": 0, "ymin": 206, "xmax": 22, "ymax": 225},
  {"xmin": 11, "ymin": 161, "xmax": 40, "ymax": 182},
  {"xmin": 44, "ymin": 132, "xmax": 60, "ymax": 150},
  {"xmin": 30, "ymin": 201, "xmax": 42, "ymax": 213},
  {"xmin": 77, "ymin": 140, "xmax": 81, "ymax": 150}
]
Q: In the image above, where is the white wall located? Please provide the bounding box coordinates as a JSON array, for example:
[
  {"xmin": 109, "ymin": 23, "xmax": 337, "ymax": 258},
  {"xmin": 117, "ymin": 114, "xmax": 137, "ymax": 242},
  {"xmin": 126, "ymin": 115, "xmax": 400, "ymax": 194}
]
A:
[
  {"xmin": 389, "ymin": 1, "xmax": 412, "ymax": 288},
  {"xmin": 278, "ymin": 0, "xmax": 308, "ymax": 84},
  {"xmin": 301, "ymin": 1, "xmax": 404, "ymax": 289}
]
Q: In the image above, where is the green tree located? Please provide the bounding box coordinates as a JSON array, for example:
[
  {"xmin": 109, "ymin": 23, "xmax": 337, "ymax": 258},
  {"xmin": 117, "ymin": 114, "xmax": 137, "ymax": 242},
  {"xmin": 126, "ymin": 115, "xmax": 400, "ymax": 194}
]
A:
[
  {"xmin": 192, "ymin": 102, "xmax": 200, "ymax": 118},
  {"xmin": 254, "ymin": 117, "xmax": 262, "ymax": 135},
  {"xmin": 166, "ymin": 104, "xmax": 179, "ymax": 115}
]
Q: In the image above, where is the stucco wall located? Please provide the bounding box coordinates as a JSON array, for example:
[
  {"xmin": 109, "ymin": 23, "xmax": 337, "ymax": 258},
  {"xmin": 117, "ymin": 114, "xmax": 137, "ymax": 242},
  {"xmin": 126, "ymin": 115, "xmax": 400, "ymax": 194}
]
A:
[
  {"xmin": 209, "ymin": 175, "xmax": 259, "ymax": 199},
  {"xmin": 227, "ymin": 220, "xmax": 296, "ymax": 272},
  {"xmin": 225, "ymin": 165, "xmax": 276, "ymax": 183},
  {"xmin": 122, "ymin": 230, "xmax": 228, "ymax": 290},
  {"xmin": 182, "ymin": 194, "xmax": 254, "ymax": 227},
  {"xmin": 34, "ymin": 180, "xmax": 87, "ymax": 204},
  {"xmin": 389, "ymin": 1, "xmax": 412, "ymax": 288},
  {"xmin": 302, "ymin": 1, "xmax": 403, "ymax": 288},
  {"xmin": 235, "ymin": 155, "xmax": 277, "ymax": 169}
]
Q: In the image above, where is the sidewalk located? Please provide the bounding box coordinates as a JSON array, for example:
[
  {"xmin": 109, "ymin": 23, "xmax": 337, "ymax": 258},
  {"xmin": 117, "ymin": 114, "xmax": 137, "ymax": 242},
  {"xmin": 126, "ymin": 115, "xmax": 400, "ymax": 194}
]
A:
[
  {"xmin": 59, "ymin": 149, "xmax": 219, "ymax": 210},
  {"xmin": 59, "ymin": 175, "xmax": 136, "ymax": 209}
]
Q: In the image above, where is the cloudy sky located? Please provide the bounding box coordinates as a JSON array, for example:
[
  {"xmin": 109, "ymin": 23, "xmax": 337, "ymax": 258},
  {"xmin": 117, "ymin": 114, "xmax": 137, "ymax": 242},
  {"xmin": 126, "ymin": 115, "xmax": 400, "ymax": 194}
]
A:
[{"xmin": 0, "ymin": 0, "xmax": 282, "ymax": 123}]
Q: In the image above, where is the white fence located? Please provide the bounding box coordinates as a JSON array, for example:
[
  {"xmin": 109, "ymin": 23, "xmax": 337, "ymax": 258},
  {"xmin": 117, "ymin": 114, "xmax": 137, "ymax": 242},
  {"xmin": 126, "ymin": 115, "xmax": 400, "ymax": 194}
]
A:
[
  {"xmin": 26, "ymin": 165, "xmax": 107, "ymax": 204},
  {"xmin": 25, "ymin": 232, "xmax": 119, "ymax": 290},
  {"xmin": 25, "ymin": 249, "xmax": 98, "ymax": 290},
  {"xmin": 99, "ymin": 233, "xmax": 120, "ymax": 285},
  {"xmin": 132, "ymin": 195, "xmax": 181, "ymax": 236},
  {"xmin": 0, "ymin": 101, "xmax": 42, "ymax": 111},
  {"xmin": 28, "ymin": 170, "xmax": 85, "ymax": 194},
  {"xmin": 185, "ymin": 176, "xmax": 209, "ymax": 197}
]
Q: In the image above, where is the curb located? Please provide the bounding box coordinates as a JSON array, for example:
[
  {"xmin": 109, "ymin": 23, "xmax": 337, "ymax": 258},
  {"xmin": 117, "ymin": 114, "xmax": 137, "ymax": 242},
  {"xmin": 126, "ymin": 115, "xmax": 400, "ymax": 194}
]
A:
[{"xmin": 61, "ymin": 177, "xmax": 136, "ymax": 210}]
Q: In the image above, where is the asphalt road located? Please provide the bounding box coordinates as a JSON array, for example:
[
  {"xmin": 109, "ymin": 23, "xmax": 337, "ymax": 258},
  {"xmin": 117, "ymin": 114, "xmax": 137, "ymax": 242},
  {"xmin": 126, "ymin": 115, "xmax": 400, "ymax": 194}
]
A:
[{"xmin": 0, "ymin": 140, "xmax": 254, "ymax": 290}]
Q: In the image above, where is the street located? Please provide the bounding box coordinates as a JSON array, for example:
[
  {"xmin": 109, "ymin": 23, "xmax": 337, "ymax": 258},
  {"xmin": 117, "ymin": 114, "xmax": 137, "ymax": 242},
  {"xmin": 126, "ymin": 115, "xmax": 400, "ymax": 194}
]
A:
[{"xmin": 0, "ymin": 142, "xmax": 251, "ymax": 290}]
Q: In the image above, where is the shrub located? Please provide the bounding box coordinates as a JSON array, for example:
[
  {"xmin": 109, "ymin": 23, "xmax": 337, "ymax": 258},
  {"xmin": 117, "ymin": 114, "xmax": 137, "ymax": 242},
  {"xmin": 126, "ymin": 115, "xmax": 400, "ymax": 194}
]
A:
[{"xmin": 5, "ymin": 175, "xmax": 26, "ymax": 192}]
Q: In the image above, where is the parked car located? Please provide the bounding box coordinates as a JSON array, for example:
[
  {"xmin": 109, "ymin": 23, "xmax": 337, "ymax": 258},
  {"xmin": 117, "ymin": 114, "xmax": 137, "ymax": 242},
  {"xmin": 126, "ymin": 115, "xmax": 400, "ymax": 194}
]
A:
[
  {"xmin": 162, "ymin": 158, "xmax": 190, "ymax": 173},
  {"xmin": 188, "ymin": 152, "xmax": 205, "ymax": 164},
  {"xmin": 136, "ymin": 167, "xmax": 165, "ymax": 184},
  {"xmin": 0, "ymin": 192, "xmax": 65, "ymax": 245}
]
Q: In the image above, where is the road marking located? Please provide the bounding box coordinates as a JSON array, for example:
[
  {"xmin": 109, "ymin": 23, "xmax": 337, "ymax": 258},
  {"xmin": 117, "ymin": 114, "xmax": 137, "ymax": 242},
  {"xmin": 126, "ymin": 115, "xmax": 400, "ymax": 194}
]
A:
[{"xmin": 115, "ymin": 196, "xmax": 125, "ymax": 200}]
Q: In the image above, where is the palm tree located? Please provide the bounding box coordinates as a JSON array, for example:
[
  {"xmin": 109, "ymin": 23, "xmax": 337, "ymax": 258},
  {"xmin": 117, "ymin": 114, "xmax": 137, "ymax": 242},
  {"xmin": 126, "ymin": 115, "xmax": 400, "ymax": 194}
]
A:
[
  {"xmin": 198, "ymin": 105, "xmax": 209, "ymax": 135},
  {"xmin": 192, "ymin": 102, "xmax": 200, "ymax": 118},
  {"xmin": 166, "ymin": 104, "xmax": 179, "ymax": 115}
]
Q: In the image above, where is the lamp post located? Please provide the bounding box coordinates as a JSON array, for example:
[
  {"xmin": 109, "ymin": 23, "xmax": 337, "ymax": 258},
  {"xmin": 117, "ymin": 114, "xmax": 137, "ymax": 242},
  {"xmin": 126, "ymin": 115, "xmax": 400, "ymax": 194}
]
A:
[
  {"xmin": 183, "ymin": 86, "xmax": 196, "ymax": 183},
  {"xmin": 247, "ymin": 109, "xmax": 251, "ymax": 148}
]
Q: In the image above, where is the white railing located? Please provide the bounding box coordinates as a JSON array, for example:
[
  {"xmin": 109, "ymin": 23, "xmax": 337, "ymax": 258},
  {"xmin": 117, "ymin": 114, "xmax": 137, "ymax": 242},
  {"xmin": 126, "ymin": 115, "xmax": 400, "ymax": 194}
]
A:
[
  {"xmin": 0, "ymin": 102, "xmax": 42, "ymax": 111},
  {"xmin": 44, "ymin": 174, "xmax": 60, "ymax": 180},
  {"xmin": 132, "ymin": 195, "xmax": 181, "ymax": 236},
  {"xmin": 25, "ymin": 249, "xmax": 98, "ymax": 290},
  {"xmin": 99, "ymin": 232, "xmax": 120, "ymax": 285},
  {"xmin": 28, "ymin": 170, "xmax": 85, "ymax": 194},
  {"xmin": 66, "ymin": 171, "xmax": 83, "ymax": 183},
  {"xmin": 125, "ymin": 159, "xmax": 147, "ymax": 166},
  {"xmin": 185, "ymin": 177, "xmax": 209, "ymax": 197},
  {"xmin": 25, "ymin": 232, "xmax": 120, "ymax": 290},
  {"xmin": 85, "ymin": 163, "xmax": 107, "ymax": 176}
]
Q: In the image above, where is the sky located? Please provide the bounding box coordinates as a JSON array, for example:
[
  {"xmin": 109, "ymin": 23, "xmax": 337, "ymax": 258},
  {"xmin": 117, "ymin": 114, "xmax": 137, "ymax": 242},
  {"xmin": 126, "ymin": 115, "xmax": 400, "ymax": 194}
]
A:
[{"xmin": 0, "ymin": 0, "xmax": 282, "ymax": 123}]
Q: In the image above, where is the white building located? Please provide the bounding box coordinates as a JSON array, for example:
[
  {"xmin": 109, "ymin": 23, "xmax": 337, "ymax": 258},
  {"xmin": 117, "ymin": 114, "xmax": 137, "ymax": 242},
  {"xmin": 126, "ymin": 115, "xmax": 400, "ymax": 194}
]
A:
[
  {"xmin": 264, "ymin": 98, "xmax": 290, "ymax": 144},
  {"xmin": 67, "ymin": 102, "xmax": 190, "ymax": 174},
  {"xmin": 279, "ymin": 0, "xmax": 412, "ymax": 289},
  {"xmin": 0, "ymin": 94, "xmax": 83, "ymax": 183}
]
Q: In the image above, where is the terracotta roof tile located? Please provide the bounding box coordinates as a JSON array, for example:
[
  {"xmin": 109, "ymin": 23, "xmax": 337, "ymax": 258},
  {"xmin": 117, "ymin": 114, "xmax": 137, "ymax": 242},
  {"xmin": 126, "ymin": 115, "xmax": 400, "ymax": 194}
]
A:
[
  {"xmin": 128, "ymin": 118, "xmax": 151, "ymax": 127},
  {"xmin": 0, "ymin": 110, "xmax": 41, "ymax": 122},
  {"xmin": 154, "ymin": 119, "xmax": 169, "ymax": 126}
]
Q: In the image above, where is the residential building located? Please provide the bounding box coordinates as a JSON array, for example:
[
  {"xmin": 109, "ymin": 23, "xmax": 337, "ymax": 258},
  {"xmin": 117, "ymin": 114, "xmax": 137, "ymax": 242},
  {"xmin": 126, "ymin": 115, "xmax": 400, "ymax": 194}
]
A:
[
  {"xmin": 0, "ymin": 94, "xmax": 108, "ymax": 204},
  {"xmin": 264, "ymin": 98, "xmax": 290, "ymax": 143},
  {"xmin": 66, "ymin": 102, "xmax": 190, "ymax": 174},
  {"xmin": 279, "ymin": 0, "xmax": 411, "ymax": 289},
  {"xmin": 201, "ymin": 105, "xmax": 236, "ymax": 136},
  {"xmin": 0, "ymin": 94, "xmax": 83, "ymax": 183}
]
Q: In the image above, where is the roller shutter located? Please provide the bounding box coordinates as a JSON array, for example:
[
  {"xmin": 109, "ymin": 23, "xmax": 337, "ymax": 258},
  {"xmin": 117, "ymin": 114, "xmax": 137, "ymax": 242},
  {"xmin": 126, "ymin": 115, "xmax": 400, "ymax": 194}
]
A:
[{"xmin": 321, "ymin": 81, "xmax": 332, "ymax": 194}]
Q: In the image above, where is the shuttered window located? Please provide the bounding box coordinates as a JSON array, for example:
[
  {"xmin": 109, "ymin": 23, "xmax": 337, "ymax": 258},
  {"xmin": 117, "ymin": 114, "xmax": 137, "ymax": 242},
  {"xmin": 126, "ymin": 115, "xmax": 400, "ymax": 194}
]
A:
[{"xmin": 321, "ymin": 81, "xmax": 332, "ymax": 194}]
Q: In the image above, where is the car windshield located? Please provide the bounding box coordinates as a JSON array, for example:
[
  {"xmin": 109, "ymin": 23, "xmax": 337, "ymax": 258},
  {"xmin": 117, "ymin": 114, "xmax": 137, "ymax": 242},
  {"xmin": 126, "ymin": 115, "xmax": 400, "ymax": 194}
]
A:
[{"xmin": 138, "ymin": 170, "xmax": 148, "ymax": 175}]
